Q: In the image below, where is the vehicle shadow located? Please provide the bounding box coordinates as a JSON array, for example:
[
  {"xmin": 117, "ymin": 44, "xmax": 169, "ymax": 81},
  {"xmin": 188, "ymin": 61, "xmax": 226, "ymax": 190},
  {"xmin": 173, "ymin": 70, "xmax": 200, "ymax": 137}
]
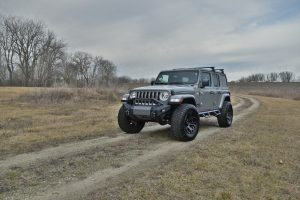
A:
[{"xmin": 138, "ymin": 118, "xmax": 220, "ymax": 140}]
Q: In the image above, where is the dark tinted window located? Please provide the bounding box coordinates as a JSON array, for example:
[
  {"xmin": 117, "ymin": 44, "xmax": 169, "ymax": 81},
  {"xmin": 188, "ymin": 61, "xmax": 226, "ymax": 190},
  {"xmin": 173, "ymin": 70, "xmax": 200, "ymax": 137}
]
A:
[
  {"xmin": 219, "ymin": 74, "xmax": 228, "ymax": 87},
  {"xmin": 200, "ymin": 72, "xmax": 211, "ymax": 87},
  {"xmin": 212, "ymin": 73, "xmax": 220, "ymax": 87}
]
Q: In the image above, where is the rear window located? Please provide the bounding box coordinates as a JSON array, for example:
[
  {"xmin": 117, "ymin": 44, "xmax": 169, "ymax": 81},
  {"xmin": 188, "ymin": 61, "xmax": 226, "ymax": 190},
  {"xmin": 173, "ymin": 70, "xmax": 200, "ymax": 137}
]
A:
[{"xmin": 219, "ymin": 74, "xmax": 228, "ymax": 87}]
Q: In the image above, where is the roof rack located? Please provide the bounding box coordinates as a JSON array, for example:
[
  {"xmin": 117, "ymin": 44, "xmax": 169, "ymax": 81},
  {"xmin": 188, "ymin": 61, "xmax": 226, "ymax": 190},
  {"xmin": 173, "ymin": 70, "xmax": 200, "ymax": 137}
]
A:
[
  {"xmin": 215, "ymin": 68, "xmax": 224, "ymax": 73},
  {"xmin": 171, "ymin": 66, "xmax": 224, "ymax": 73},
  {"xmin": 198, "ymin": 67, "xmax": 215, "ymax": 71}
]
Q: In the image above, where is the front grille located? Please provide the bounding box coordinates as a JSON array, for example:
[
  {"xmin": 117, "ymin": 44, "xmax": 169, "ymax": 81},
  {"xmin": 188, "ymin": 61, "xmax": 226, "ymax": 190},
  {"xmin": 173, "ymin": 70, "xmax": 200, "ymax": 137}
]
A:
[
  {"xmin": 136, "ymin": 91, "xmax": 161, "ymax": 100},
  {"xmin": 133, "ymin": 91, "xmax": 161, "ymax": 106}
]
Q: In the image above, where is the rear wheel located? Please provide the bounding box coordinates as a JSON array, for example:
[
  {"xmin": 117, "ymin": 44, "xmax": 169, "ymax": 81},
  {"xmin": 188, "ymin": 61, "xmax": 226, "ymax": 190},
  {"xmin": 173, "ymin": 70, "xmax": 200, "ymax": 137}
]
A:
[
  {"xmin": 118, "ymin": 105, "xmax": 145, "ymax": 133},
  {"xmin": 217, "ymin": 101, "xmax": 233, "ymax": 127},
  {"xmin": 170, "ymin": 104, "xmax": 200, "ymax": 141}
]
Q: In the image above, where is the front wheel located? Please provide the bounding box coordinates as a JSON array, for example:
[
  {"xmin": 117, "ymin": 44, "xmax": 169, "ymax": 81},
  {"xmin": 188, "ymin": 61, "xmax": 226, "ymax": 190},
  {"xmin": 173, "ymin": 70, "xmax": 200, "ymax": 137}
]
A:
[
  {"xmin": 118, "ymin": 105, "xmax": 145, "ymax": 134},
  {"xmin": 170, "ymin": 104, "xmax": 200, "ymax": 141},
  {"xmin": 217, "ymin": 101, "xmax": 233, "ymax": 127}
]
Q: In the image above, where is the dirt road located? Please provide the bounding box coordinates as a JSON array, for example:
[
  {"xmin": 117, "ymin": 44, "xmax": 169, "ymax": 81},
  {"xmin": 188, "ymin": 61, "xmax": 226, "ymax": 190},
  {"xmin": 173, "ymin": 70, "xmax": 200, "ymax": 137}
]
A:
[{"xmin": 0, "ymin": 96, "xmax": 259, "ymax": 200}]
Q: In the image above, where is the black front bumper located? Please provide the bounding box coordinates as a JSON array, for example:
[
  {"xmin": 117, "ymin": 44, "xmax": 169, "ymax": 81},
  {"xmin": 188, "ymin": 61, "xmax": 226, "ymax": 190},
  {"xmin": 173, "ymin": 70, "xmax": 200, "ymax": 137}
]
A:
[{"xmin": 123, "ymin": 103, "xmax": 171, "ymax": 122}]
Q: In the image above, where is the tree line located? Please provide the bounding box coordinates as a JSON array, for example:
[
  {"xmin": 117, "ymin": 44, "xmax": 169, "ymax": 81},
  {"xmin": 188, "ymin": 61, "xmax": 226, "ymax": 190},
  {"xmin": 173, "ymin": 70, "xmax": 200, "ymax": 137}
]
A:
[
  {"xmin": 238, "ymin": 71, "xmax": 296, "ymax": 83},
  {"xmin": 0, "ymin": 16, "xmax": 119, "ymax": 87}
]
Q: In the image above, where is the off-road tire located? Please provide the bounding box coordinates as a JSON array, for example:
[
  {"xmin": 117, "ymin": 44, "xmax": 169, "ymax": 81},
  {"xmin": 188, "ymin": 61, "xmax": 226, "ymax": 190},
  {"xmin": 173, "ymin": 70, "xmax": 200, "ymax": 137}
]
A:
[
  {"xmin": 217, "ymin": 101, "xmax": 233, "ymax": 127},
  {"xmin": 118, "ymin": 105, "xmax": 145, "ymax": 134},
  {"xmin": 170, "ymin": 104, "xmax": 200, "ymax": 141}
]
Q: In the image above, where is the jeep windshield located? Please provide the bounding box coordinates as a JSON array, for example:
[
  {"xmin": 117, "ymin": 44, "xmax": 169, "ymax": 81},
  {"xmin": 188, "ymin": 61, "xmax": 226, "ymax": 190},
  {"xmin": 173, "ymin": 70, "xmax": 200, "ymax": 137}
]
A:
[{"xmin": 155, "ymin": 70, "xmax": 199, "ymax": 85}]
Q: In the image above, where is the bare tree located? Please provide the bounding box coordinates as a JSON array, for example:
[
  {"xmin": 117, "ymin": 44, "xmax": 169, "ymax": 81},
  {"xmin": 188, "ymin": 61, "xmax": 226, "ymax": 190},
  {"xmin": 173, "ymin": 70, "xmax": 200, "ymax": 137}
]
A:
[
  {"xmin": 36, "ymin": 31, "xmax": 65, "ymax": 86},
  {"xmin": 59, "ymin": 54, "xmax": 78, "ymax": 86},
  {"xmin": 0, "ymin": 15, "xmax": 120, "ymax": 87},
  {"xmin": 98, "ymin": 59, "xmax": 116, "ymax": 86},
  {"xmin": 0, "ymin": 16, "xmax": 16, "ymax": 84},
  {"xmin": 266, "ymin": 72, "xmax": 278, "ymax": 82},
  {"xmin": 72, "ymin": 51, "xmax": 93, "ymax": 86},
  {"xmin": 11, "ymin": 18, "xmax": 44, "ymax": 86},
  {"xmin": 256, "ymin": 73, "xmax": 265, "ymax": 82},
  {"xmin": 90, "ymin": 56, "xmax": 102, "ymax": 86},
  {"xmin": 279, "ymin": 71, "xmax": 294, "ymax": 82},
  {"xmin": 246, "ymin": 73, "xmax": 265, "ymax": 82},
  {"xmin": 118, "ymin": 76, "xmax": 131, "ymax": 84},
  {"xmin": 238, "ymin": 77, "xmax": 248, "ymax": 83},
  {"xmin": 0, "ymin": 47, "xmax": 7, "ymax": 83}
]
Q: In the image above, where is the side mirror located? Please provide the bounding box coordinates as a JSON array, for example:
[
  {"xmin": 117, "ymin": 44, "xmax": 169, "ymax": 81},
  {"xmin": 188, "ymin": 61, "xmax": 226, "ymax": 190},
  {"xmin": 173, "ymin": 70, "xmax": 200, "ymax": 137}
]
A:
[
  {"xmin": 200, "ymin": 80, "xmax": 210, "ymax": 88},
  {"xmin": 151, "ymin": 80, "xmax": 155, "ymax": 85}
]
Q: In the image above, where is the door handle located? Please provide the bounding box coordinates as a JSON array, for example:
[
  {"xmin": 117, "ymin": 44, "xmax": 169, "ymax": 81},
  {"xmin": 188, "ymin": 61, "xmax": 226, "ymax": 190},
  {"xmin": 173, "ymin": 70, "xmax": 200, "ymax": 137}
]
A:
[{"xmin": 210, "ymin": 91, "xmax": 215, "ymax": 94}]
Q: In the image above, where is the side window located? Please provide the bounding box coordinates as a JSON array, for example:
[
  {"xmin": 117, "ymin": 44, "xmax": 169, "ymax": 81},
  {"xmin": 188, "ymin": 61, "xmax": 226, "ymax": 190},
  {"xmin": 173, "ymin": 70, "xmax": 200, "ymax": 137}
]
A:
[
  {"xmin": 212, "ymin": 73, "xmax": 220, "ymax": 87},
  {"xmin": 219, "ymin": 74, "xmax": 228, "ymax": 87},
  {"xmin": 158, "ymin": 74, "xmax": 169, "ymax": 83},
  {"xmin": 201, "ymin": 72, "xmax": 211, "ymax": 87}
]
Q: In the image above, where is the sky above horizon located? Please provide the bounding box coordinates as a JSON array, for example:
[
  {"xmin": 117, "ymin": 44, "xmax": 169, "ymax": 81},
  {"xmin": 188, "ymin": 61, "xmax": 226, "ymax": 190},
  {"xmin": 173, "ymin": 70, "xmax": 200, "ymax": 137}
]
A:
[{"xmin": 1, "ymin": 0, "xmax": 299, "ymax": 80}]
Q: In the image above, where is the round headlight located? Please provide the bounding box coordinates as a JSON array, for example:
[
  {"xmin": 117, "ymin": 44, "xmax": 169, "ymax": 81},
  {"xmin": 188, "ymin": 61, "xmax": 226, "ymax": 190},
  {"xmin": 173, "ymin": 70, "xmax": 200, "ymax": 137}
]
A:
[
  {"xmin": 130, "ymin": 91, "xmax": 137, "ymax": 99},
  {"xmin": 159, "ymin": 91, "xmax": 170, "ymax": 101}
]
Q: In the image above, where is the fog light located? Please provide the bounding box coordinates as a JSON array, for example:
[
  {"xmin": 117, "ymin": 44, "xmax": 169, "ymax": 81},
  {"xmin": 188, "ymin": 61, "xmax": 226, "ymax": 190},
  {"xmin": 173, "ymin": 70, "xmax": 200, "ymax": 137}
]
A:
[{"xmin": 121, "ymin": 94, "xmax": 129, "ymax": 101}]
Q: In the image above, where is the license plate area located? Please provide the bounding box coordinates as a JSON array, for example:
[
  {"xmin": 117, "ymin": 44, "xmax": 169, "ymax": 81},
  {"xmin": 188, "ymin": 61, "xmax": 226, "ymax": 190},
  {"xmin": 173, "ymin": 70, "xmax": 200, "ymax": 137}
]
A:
[{"xmin": 132, "ymin": 106, "xmax": 151, "ymax": 116}]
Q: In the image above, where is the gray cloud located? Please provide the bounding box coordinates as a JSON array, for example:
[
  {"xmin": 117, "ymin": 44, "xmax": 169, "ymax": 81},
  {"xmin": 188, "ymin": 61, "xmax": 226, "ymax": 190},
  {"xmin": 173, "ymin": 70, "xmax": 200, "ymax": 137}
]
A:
[{"xmin": 1, "ymin": 0, "xmax": 299, "ymax": 80}]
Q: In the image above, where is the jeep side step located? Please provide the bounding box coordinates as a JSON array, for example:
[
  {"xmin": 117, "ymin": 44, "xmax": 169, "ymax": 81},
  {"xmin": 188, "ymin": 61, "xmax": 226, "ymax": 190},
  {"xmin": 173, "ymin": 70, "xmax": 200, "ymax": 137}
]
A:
[{"xmin": 199, "ymin": 110, "xmax": 221, "ymax": 117}]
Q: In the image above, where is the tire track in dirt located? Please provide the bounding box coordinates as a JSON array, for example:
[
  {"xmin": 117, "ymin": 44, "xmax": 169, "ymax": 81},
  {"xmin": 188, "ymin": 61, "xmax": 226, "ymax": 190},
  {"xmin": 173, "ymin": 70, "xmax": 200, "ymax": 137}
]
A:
[
  {"xmin": 0, "ymin": 97, "xmax": 244, "ymax": 170},
  {"xmin": 0, "ymin": 126, "xmax": 157, "ymax": 169},
  {"xmin": 32, "ymin": 96, "xmax": 259, "ymax": 200}
]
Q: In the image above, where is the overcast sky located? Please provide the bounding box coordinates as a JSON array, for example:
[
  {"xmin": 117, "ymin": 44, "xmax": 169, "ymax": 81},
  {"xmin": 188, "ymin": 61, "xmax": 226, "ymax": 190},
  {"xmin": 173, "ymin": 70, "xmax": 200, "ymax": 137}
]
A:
[{"xmin": 1, "ymin": 0, "xmax": 299, "ymax": 80}]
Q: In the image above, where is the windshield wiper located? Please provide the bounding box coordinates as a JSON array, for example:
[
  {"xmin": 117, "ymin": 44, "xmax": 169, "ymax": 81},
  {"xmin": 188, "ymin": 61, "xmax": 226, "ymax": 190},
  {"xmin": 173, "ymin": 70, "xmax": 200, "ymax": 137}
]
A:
[
  {"xmin": 169, "ymin": 82, "xmax": 182, "ymax": 85},
  {"xmin": 154, "ymin": 82, "xmax": 167, "ymax": 85}
]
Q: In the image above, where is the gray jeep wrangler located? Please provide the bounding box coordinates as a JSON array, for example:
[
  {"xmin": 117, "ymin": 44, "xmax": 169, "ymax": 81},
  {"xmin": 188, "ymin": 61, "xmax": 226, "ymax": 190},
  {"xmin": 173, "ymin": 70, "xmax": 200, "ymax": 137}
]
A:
[{"xmin": 118, "ymin": 67, "xmax": 233, "ymax": 141}]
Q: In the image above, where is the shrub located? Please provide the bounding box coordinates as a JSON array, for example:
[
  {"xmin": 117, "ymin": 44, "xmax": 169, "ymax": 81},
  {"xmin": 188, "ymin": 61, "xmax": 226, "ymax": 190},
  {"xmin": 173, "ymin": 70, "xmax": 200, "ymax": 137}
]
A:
[{"xmin": 18, "ymin": 87, "xmax": 121, "ymax": 104}]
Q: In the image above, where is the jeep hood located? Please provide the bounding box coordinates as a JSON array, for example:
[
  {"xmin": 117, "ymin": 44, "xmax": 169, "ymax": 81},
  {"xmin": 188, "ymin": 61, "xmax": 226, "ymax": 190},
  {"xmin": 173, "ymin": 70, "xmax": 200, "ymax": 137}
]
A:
[{"xmin": 131, "ymin": 85, "xmax": 195, "ymax": 94}]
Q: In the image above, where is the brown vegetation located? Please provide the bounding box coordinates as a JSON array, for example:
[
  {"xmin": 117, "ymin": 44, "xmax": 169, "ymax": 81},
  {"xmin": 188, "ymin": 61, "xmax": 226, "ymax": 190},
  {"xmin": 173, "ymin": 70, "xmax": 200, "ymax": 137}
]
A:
[
  {"xmin": 86, "ymin": 96, "xmax": 300, "ymax": 200},
  {"xmin": 18, "ymin": 87, "xmax": 120, "ymax": 104},
  {"xmin": 0, "ymin": 86, "xmax": 298, "ymax": 199},
  {"xmin": 238, "ymin": 71, "xmax": 296, "ymax": 83},
  {"xmin": 0, "ymin": 87, "xmax": 121, "ymax": 159},
  {"xmin": 230, "ymin": 82, "xmax": 300, "ymax": 100}
]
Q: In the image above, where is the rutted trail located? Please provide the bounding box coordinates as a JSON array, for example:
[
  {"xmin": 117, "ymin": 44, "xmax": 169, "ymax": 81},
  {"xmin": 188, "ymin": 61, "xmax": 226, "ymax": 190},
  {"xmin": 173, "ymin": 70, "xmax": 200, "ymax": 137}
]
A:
[
  {"xmin": 0, "ymin": 97, "xmax": 245, "ymax": 170},
  {"xmin": 0, "ymin": 126, "xmax": 153, "ymax": 169},
  {"xmin": 31, "ymin": 96, "xmax": 259, "ymax": 200}
]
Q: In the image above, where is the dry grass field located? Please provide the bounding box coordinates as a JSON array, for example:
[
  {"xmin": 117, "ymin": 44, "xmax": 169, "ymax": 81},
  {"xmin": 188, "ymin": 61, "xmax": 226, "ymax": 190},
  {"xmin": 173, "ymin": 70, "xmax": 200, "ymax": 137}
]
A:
[
  {"xmin": 86, "ymin": 96, "xmax": 299, "ymax": 200},
  {"xmin": 230, "ymin": 82, "xmax": 300, "ymax": 100},
  {"xmin": 0, "ymin": 84, "xmax": 299, "ymax": 200},
  {"xmin": 0, "ymin": 87, "xmax": 121, "ymax": 159}
]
